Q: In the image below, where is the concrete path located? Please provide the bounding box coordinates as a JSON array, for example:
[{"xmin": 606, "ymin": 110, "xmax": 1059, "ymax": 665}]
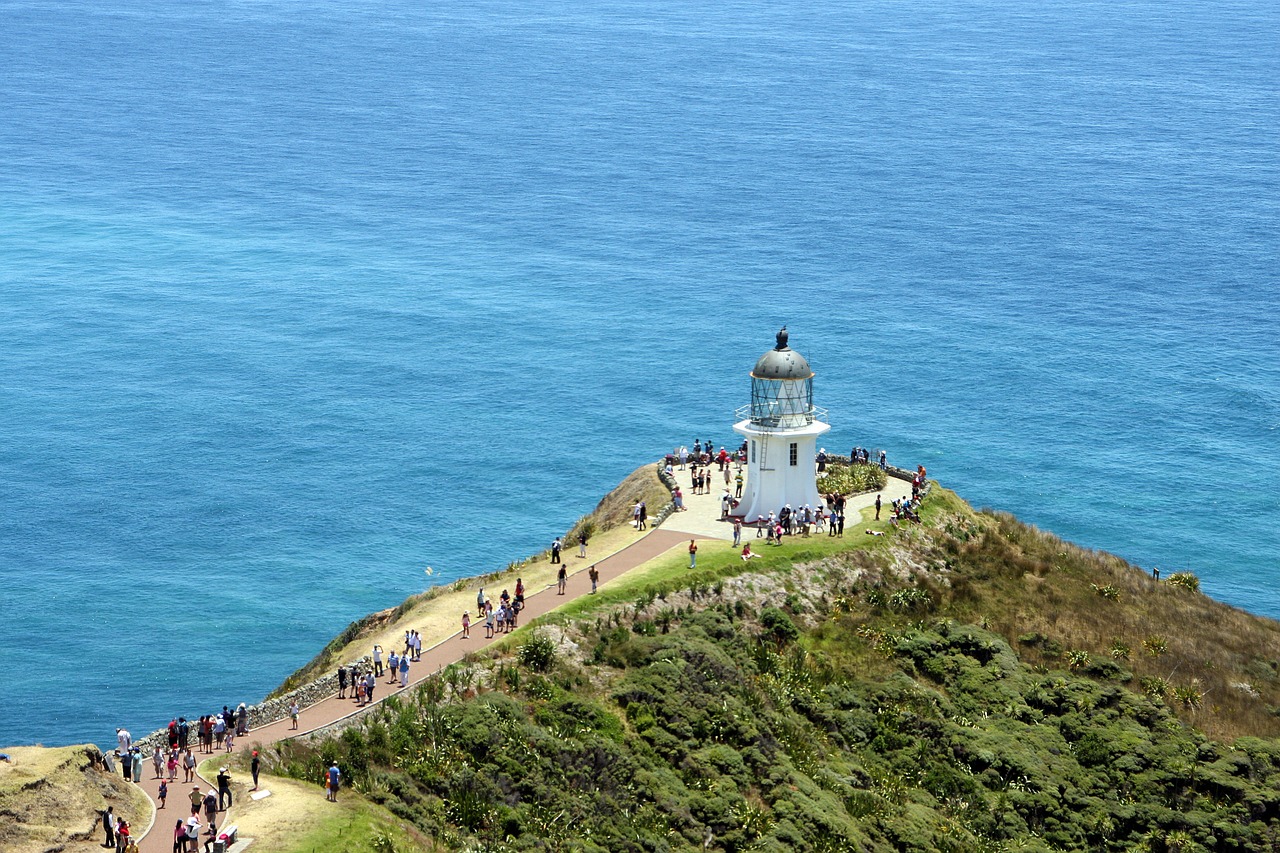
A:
[
  {"xmin": 661, "ymin": 461, "xmax": 913, "ymax": 540},
  {"xmin": 130, "ymin": 523, "xmax": 702, "ymax": 853}
]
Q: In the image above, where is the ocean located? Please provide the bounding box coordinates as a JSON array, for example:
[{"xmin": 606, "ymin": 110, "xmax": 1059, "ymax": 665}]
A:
[{"xmin": 1, "ymin": 0, "xmax": 1276, "ymax": 747}]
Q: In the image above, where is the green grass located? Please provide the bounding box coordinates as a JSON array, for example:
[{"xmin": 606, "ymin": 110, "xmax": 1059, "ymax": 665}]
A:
[{"xmin": 279, "ymin": 803, "xmax": 426, "ymax": 853}]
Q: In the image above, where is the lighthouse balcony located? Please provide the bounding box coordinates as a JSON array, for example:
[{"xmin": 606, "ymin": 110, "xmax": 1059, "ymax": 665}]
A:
[{"xmin": 735, "ymin": 403, "xmax": 829, "ymax": 430}]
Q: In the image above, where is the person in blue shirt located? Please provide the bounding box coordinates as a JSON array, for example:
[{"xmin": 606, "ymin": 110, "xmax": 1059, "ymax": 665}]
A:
[{"xmin": 327, "ymin": 764, "xmax": 341, "ymax": 802}]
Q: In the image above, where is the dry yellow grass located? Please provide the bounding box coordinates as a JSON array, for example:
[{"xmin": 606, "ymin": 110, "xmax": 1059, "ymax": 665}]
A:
[{"xmin": 0, "ymin": 745, "xmax": 150, "ymax": 853}]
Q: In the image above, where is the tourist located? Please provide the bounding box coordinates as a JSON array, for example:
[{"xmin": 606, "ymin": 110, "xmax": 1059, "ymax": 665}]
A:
[
  {"xmin": 172, "ymin": 819, "xmax": 186, "ymax": 853},
  {"xmin": 217, "ymin": 767, "xmax": 232, "ymax": 810},
  {"xmin": 289, "ymin": 700, "xmax": 300, "ymax": 729},
  {"xmin": 461, "ymin": 611, "xmax": 471, "ymax": 639},
  {"xmin": 120, "ymin": 748, "xmax": 133, "ymax": 782},
  {"xmin": 223, "ymin": 726, "xmax": 235, "ymax": 753},
  {"xmin": 578, "ymin": 531, "xmax": 589, "ymax": 557},
  {"xmin": 515, "ymin": 577, "xmax": 525, "ymax": 600},
  {"xmin": 557, "ymin": 564, "xmax": 567, "ymax": 594},
  {"xmin": 734, "ymin": 471, "xmax": 743, "ymax": 497},
  {"xmin": 673, "ymin": 487, "xmax": 684, "ymax": 512},
  {"xmin": 158, "ymin": 779, "xmax": 168, "ymax": 809},
  {"xmin": 732, "ymin": 520, "xmax": 742, "ymax": 546},
  {"xmin": 183, "ymin": 749, "xmax": 195, "ymax": 782},
  {"xmin": 638, "ymin": 501, "xmax": 647, "ymax": 529},
  {"xmin": 153, "ymin": 745, "xmax": 164, "ymax": 779},
  {"xmin": 337, "ymin": 664, "xmax": 348, "ymax": 698},
  {"xmin": 250, "ymin": 751, "xmax": 261, "ymax": 791},
  {"xmin": 633, "ymin": 501, "xmax": 642, "ymax": 527},
  {"xmin": 399, "ymin": 650, "xmax": 410, "ymax": 687},
  {"xmin": 386, "ymin": 649, "xmax": 399, "ymax": 683},
  {"xmin": 212, "ymin": 715, "xmax": 225, "ymax": 750},
  {"xmin": 236, "ymin": 703, "xmax": 249, "ymax": 736},
  {"xmin": 326, "ymin": 763, "xmax": 341, "ymax": 802},
  {"xmin": 741, "ymin": 544, "xmax": 760, "ymax": 560},
  {"xmin": 485, "ymin": 603, "xmax": 495, "ymax": 638},
  {"xmin": 185, "ymin": 817, "xmax": 201, "ymax": 853},
  {"xmin": 412, "ymin": 630, "xmax": 422, "ymax": 661},
  {"xmin": 589, "ymin": 564, "xmax": 599, "ymax": 594},
  {"xmin": 365, "ymin": 671, "xmax": 376, "ymax": 705},
  {"xmin": 131, "ymin": 747, "xmax": 143, "ymax": 782},
  {"xmin": 102, "ymin": 805, "xmax": 116, "ymax": 848},
  {"xmin": 372, "ymin": 644, "xmax": 383, "ymax": 677},
  {"xmin": 202, "ymin": 788, "xmax": 217, "ymax": 825},
  {"xmin": 550, "ymin": 537, "xmax": 562, "ymax": 563},
  {"xmin": 187, "ymin": 785, "xmax": 202, "ymax": 818},
  {"xmin": 688, "ymin": 539, "xmax": 698, "ymax": 568},
  {"xmin": 167, "ymin": 749, "xmax": 178, "ymax": 781},
  {"xmin": 116, "ymin": 728, "xmax": 132, "ymax": 754}
]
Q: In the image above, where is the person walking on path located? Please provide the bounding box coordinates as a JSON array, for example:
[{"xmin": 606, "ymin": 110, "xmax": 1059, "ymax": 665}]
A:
[
  {"xmin": 688, "ymin": 539, "xmax": 698, "ymax": 569},
  {"xmin": 131, "ymin": 747, "xmax": 143, "ymax": 782},
  {"xmin": 158, "ymin": 779, "xmax": 168, "ymax": 809},
  {"xmin": 120, "ymin": 749, "xmax": 133, "ymax": 783},
  {"xmin": 372, "ymin": 645, "xmax": 383, "ymax": 677},
  {"xmin": 289, "ymin": 701, "xmax": 300, "ymax": 730},
  {"xmin": 365, "ymin": 671, "xmax": 376, "ymax": 705},
  {"xmin": 589, "ymin": 564, "xmax": 599, "ymax": 594},
  {"xmin": 187, "ymin": 786, "xmax": 202, "ymax": 819},
  {"xmin": 461, "ymin": 611, "xmax": 471, "ymax": 639},
  {"xmin": 153, "ymin": 746, "xmax": 164, "ymax": 779},
  {"xmin": 398, "ymin": 651, "xmax": 410, "ymax": 687},
  {"xmin": 638, "ymin": 501, "xmax": 647, "ymax": 529},
  {"xmin": 337, "ymin": 665, "xmax": 348, "ymax": 699},
  {"xmin": 386, "ymin": 649, "xmax": 399, "ymax": 684},
  {"xmin": 485, "ymin": 604, "xmax": 495, "ymax": 638},
  {"xmin": 578, "ymin": 531, "xmax": 589, "ymax": 558},
  {"xmin": 551, "ymin": 537, "xmax": 562, "ymax": 563},
  {"xmin": 250, "ymin": 751, "xmax": 260, "ymax": 791},
  {"xmin": 183, "ymin": 749, "xmax": 195, "ymax": 782},
  {"xmin": 557, "ymin": 564, "xmax": 567, "ymax": 594}
]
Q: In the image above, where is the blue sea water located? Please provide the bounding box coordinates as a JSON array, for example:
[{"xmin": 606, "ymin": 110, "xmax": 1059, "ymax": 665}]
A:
[{"xmin": 1, "ymin": 0, "xmax": 1276, "ymax": 747}]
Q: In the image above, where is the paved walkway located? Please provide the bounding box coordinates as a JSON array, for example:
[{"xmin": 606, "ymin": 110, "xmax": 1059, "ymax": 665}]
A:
[
  {"xmin": 129, "ymin": 460, "xmax": 912, "ymax": 851},
  {"xmin": 661, "ymin": 461, "xmax": 912, "ymax": 540}
]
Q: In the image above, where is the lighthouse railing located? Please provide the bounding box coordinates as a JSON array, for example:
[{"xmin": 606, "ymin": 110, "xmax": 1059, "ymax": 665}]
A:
[{"xmin": 735, "ymin": 404, "xmax": 828, "ymax": 429}]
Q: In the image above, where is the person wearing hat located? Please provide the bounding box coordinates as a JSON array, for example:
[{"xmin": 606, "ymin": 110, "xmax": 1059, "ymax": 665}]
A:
[
  {"xmin": 202, "ymin": 788, "xmax": 217, "ymax": 825},
  {"xmin": 188, "ymin": 785, "xmax": 202, "ymax": 818},
  {"xmin": 216, "ymin": 767, "xmax": 232, "ymax": 810}
]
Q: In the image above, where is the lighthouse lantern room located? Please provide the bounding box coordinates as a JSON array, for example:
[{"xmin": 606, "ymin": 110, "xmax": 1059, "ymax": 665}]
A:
[{"xmin": 732, "ymin": 327, "xmax": 831, "ymax": 522}]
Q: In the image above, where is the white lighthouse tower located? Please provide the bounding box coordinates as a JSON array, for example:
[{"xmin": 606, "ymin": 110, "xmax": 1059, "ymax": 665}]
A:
[{"xmin": 732, "ymin": 327, "xmax": 830, "ymax": 522}]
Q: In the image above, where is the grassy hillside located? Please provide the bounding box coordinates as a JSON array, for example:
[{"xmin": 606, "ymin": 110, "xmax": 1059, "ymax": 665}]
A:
[{"xmin": 256, "ymin": 486, "xmax": 1280, "ymax": 852}]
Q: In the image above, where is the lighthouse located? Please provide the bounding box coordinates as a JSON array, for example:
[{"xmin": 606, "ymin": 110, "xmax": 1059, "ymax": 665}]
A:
[{"xmin": 732, "ymin": 327, "xmax": 830, "ymax": 522}]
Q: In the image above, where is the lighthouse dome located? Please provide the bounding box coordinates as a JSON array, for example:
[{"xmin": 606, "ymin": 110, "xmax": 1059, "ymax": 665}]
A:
[{"xmin": 750, "ymin": 326, "xmax": 813, "ymax": 380}]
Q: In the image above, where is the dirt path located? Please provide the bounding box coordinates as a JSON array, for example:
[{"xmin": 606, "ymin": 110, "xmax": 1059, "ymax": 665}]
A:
[{"xmin": 131, "ymin": 526, "xmax": 697, "ymax": 852}]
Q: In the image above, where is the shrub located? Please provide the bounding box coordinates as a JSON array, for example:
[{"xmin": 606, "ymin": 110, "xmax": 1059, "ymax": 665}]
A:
[
  {"xmin": 1166, "ymin": 572, "xmax": 1200, "ymax": 592},
  {"xmin": 1143, "ymin": 636, "xmax": 1168, "ymax": 657},
  {"xmin": 817, "ymin": 463, "xmax": 888, "ymax": 496},
  {"xmin": 517, "ymin": 634, "xmax": 557, "ymax": 672},
  {"xmin": 760, "ymin": 607, "xmax": 800, "ymax": 646}
]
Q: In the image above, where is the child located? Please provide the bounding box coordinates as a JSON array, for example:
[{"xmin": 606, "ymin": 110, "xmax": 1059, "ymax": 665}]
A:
[
  {"xmin": 224, "ymin": 727, "xmax": 235, "ymax": 753},
  {"xmin": 289, "ymin": 700, "xmax": 300, "ymax": 728},
  {"xmin": 461, "ymin": 611, "xmax": 471, "ymax": 639},
  {"xmin": 158, "ymin": 780, "xmax": 168, "ymax": 809}
]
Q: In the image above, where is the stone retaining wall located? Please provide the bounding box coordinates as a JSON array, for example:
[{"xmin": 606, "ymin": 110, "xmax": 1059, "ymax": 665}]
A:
[{"xmin": 131, "ymin": 656, "xmax": 375, "ymax": 754}]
